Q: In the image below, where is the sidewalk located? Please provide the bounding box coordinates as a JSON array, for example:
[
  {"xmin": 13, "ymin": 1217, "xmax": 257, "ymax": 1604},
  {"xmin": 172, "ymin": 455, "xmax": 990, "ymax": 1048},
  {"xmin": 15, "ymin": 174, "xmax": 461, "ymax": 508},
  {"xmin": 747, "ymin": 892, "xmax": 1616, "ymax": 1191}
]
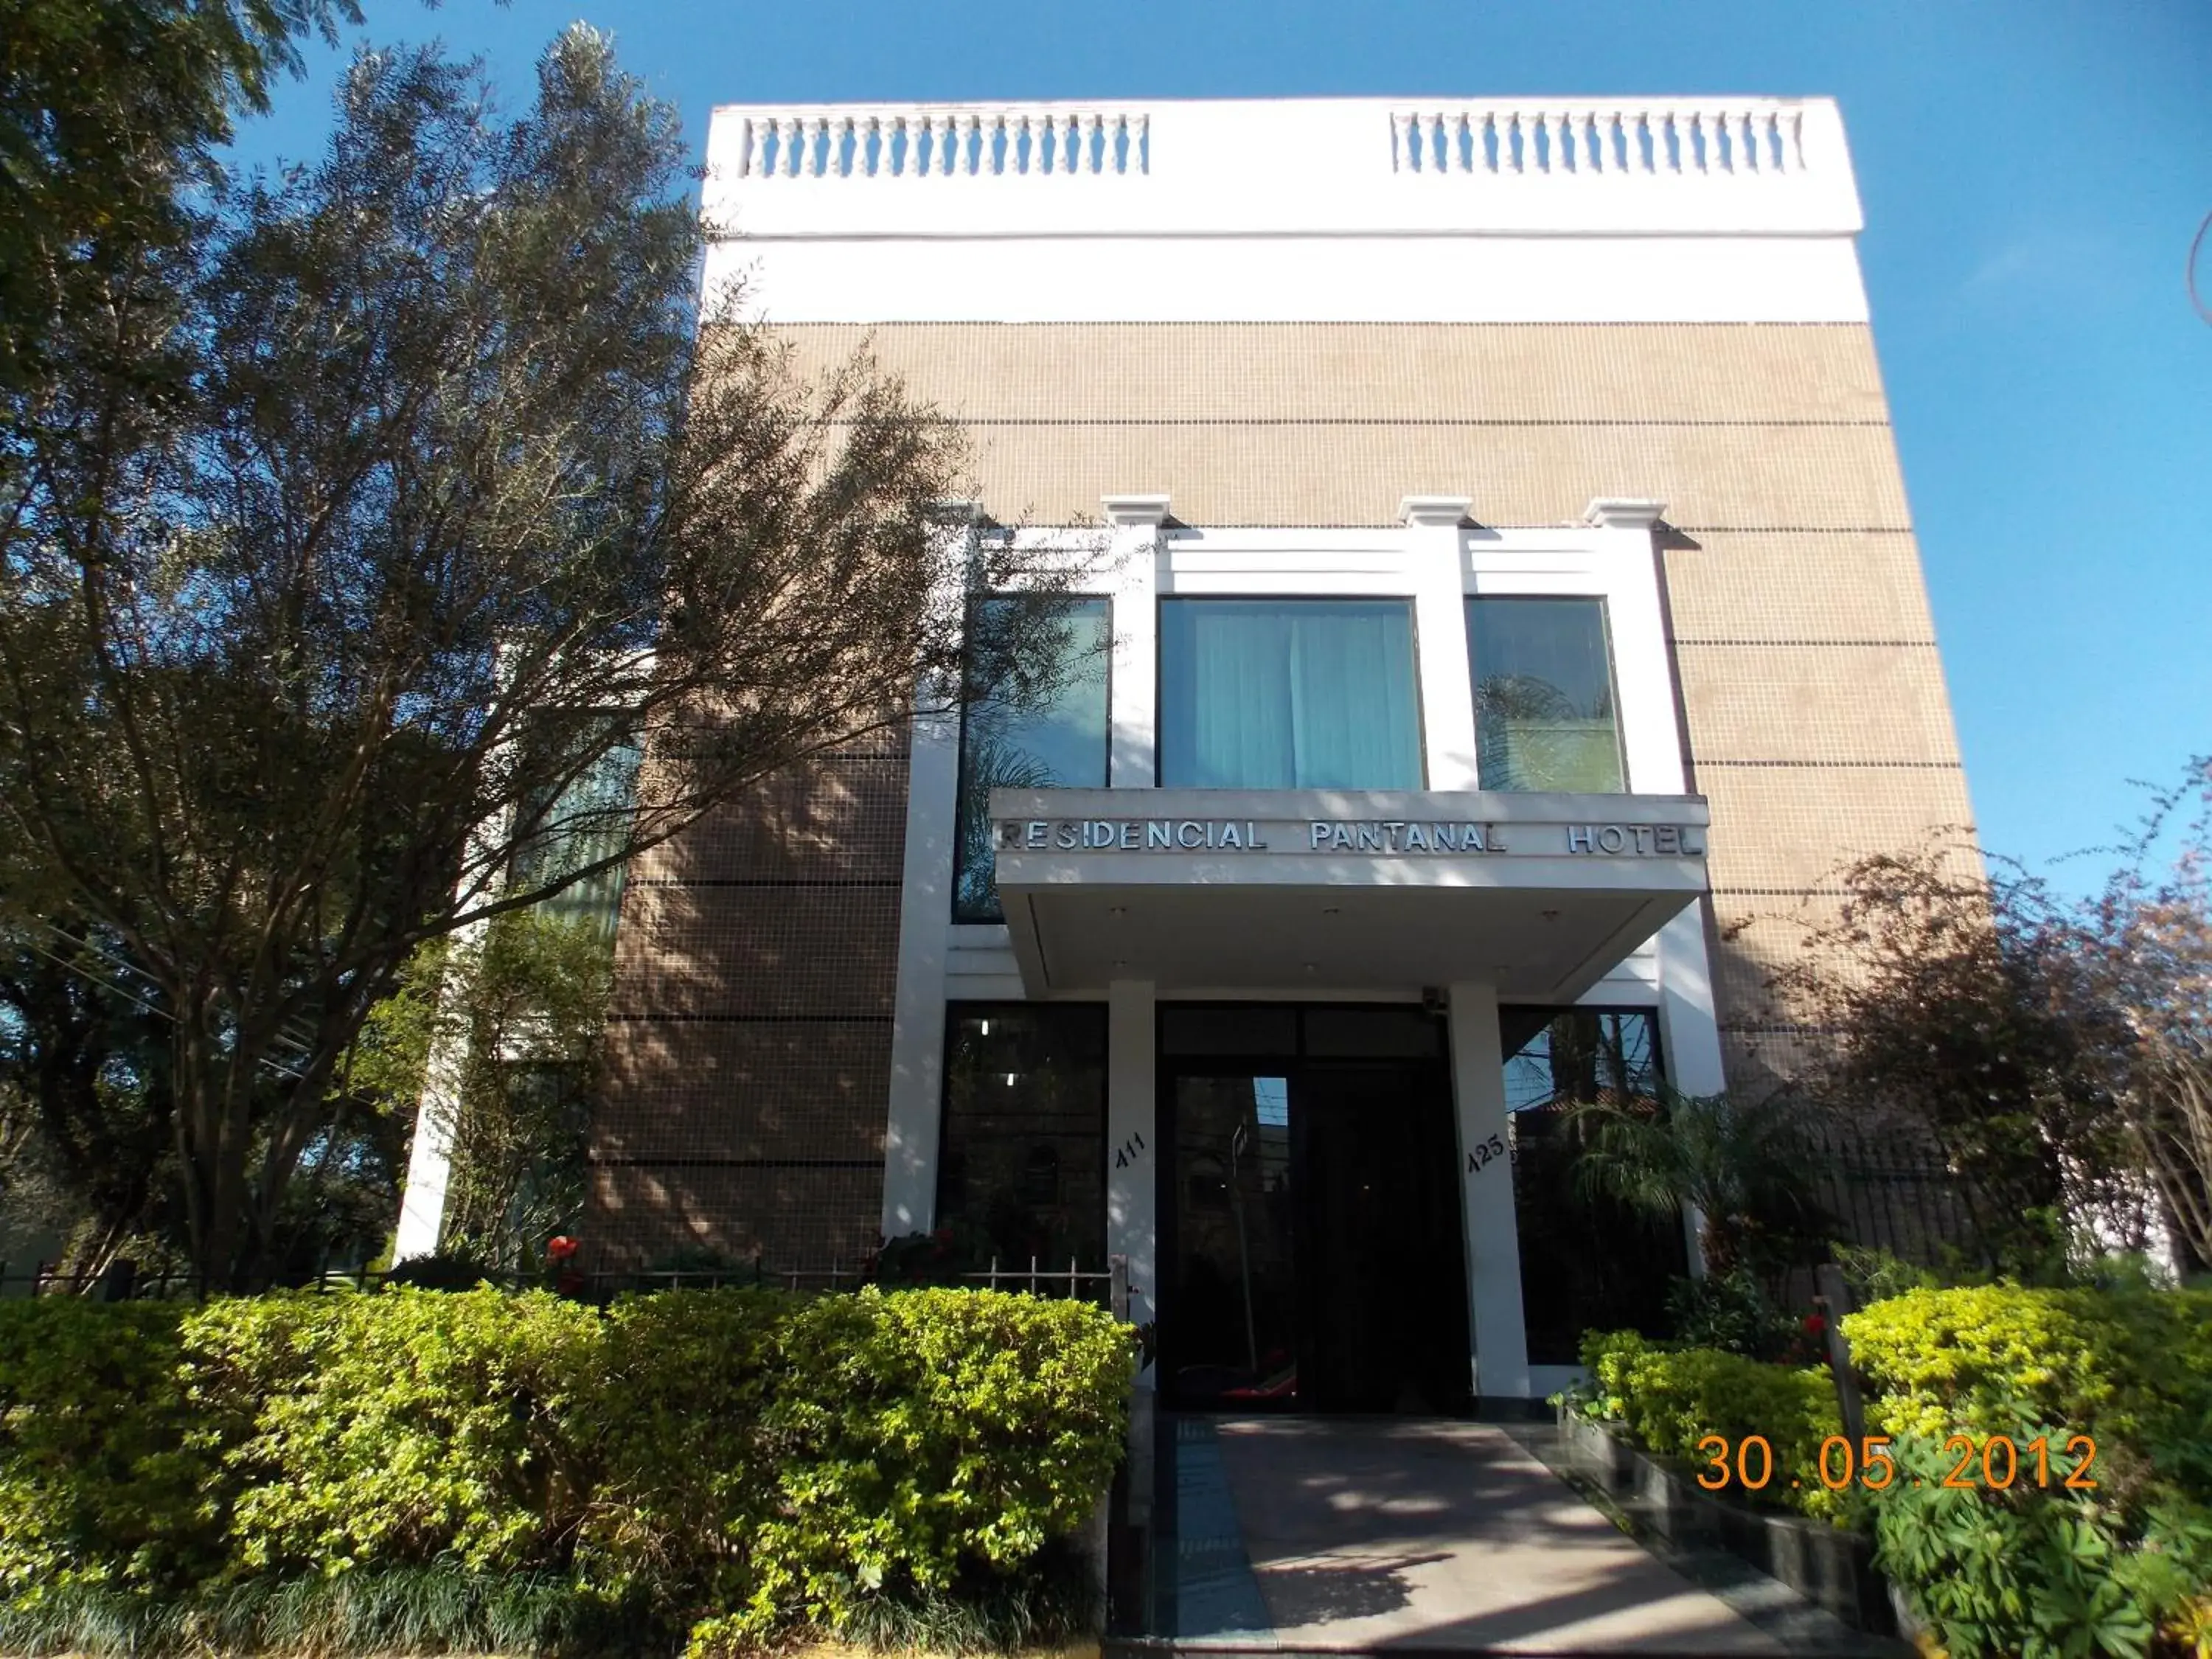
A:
[{"xmin": 1117, "ymin": 1415, "xmax": 1899, "ymax": 1657}]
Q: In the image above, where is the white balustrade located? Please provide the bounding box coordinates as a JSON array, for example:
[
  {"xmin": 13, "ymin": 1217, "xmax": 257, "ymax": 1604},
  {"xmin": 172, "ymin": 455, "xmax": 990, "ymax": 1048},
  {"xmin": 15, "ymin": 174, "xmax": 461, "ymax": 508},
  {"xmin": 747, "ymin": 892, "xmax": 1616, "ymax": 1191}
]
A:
[
  {"xmin": 1389, "ymin": 101, "xmax": 1809, "ymax": 177},
  {"xmin": 736, "ymin": 106, "xmax": 1150, "ymax": 178}
]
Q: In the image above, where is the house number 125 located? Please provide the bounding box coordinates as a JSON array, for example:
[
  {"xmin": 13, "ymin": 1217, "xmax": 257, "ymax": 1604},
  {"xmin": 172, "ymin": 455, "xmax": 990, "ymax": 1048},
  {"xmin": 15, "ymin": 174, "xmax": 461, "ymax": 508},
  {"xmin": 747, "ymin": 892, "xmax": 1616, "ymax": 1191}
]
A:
[{"xmin": 1466, "ymin": 1135, "xmax": 1506, "ymax": 1174}]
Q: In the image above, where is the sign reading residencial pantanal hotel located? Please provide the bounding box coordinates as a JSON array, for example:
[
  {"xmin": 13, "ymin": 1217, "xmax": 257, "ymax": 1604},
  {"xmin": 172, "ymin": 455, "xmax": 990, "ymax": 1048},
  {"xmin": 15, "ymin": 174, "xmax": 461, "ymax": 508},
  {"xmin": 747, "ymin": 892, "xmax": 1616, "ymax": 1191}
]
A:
[{"xmin": 995, "ymin": 817, "xmax": 1704, "ymax": 857}]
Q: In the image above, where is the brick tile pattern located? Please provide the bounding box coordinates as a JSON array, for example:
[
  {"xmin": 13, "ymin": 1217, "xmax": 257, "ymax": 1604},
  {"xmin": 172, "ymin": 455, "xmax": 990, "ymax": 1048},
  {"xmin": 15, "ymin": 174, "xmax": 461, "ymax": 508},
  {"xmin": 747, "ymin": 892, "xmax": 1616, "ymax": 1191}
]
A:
[
  {"xmin": 774, "ymin": 321, "xmax": 1895, "ymax": 424},
  {"xmin": 942, "ymin": 421, "xmax": 1913, "ymax": 529},
  {"xmin": 1662, "ymin": 532, "xmax": 1941, "ymax": 643},
  {"xmin": 587, "ymin": 741, "xmax": 909, "ymax": 1271},
  {"xmin": 594, "ymin": 319, "xmax": 1973, "ymax": 1262}
]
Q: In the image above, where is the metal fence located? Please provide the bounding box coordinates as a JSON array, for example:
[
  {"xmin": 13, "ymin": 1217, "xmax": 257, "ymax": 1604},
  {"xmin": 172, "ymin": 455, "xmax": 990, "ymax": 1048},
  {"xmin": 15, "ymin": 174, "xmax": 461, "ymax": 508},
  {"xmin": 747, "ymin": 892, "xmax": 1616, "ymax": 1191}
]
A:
[
  {"xmin": 0, "ymin": 1253, "xmax": 1132, "ymax": 1314},
  {"xmin": 1800, "ymin": 1115, "xmax": 1983, "ymax": 1267}
]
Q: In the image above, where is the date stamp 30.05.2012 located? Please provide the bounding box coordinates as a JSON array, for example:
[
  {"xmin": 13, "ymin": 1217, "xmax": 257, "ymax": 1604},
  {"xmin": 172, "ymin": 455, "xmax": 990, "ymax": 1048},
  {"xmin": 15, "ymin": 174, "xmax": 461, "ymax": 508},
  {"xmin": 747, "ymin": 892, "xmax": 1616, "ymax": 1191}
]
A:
[{"xmin": 1691, "ymin": 1433, "xmax": 2100, "ymax": 1495}]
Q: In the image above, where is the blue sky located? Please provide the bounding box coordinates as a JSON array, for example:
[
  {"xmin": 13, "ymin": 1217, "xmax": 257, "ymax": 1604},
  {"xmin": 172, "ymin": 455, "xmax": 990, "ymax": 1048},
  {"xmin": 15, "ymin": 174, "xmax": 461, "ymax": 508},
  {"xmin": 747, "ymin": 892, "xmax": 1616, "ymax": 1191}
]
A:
[{"xmin": 234, "ymin": 0, "xmax": 2212, "ymax": 887}]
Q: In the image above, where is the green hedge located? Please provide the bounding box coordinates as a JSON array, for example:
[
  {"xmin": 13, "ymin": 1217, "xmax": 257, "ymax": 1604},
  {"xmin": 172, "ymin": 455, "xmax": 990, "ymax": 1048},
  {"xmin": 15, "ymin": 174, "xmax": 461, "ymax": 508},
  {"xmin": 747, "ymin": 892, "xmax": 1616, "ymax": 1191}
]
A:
[
  {"xmin": 1576, "ymin": 1329, "xmax": 1845, "ymax": 1518},
  {"xmin": 1842, "ymin": 1284, "xmax": 2212, "ymax": 1486},
  {"xmin": 0, "ymin": 1287, "xmax": 1132, "ymax": 1654},
  {"xmin": 1839, "ymin": 1285, "xmax": 2212, "ymax": 1659},
  {"xmin": 0, "ymin": 1300, "xmax": 218, "ymax": 1596}
]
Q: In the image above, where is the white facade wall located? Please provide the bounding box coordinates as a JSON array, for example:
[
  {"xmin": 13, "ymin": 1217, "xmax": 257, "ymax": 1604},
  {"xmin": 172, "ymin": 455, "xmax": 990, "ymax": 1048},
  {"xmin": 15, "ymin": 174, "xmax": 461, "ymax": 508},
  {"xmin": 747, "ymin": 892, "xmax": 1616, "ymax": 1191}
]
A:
[{"xmin": 701, "ymin": 95, "xmax": 1866, "ymax": 327}]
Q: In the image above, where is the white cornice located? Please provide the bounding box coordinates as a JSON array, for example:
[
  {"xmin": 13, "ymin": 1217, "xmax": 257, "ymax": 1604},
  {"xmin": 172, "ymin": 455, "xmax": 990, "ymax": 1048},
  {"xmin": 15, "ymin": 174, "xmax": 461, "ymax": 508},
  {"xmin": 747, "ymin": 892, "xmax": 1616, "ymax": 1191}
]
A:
[
  {"xmin": 1400, "ymin": 494, "xmax": 1474, "ymax": 528},
  {"xmin": 1102, "ymin": 493, "xmax": 1172, "ymax": 527},
  {"xmin": 1585, "ymin": 497, "xmax": 1668, "ymax": 530}
]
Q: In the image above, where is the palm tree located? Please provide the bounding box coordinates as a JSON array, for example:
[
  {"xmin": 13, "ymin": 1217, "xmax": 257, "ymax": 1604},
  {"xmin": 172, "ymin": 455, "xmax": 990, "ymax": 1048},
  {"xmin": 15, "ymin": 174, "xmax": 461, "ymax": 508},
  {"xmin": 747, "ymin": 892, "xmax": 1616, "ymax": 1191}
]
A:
[{"xmin": 1566, "ymin": 1086, "xmax": 1823, "ymax": 1278}]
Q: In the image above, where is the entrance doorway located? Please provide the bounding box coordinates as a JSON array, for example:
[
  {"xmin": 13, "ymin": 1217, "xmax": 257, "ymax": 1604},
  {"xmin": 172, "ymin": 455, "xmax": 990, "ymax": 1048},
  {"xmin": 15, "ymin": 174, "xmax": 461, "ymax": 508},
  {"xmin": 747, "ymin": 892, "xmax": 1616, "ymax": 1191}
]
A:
[{"xmin": 1157, "ymin": 1005, "xmax": 1471, "ymax": 1413}]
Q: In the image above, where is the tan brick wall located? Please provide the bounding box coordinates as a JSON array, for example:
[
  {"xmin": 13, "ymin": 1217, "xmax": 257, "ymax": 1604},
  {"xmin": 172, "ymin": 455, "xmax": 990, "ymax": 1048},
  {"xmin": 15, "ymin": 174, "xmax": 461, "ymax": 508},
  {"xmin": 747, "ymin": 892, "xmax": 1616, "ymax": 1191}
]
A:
[
  {"xmin": 776, "ymin": 322, "xmax": 1895, "ymax": 424},
  {"xmin": 1662, "ymin": 532, "xmax": 1940, "ymax": 642},
  {"xmin": 598, "ymin": 319, "xmax": 1973, "ymax": 1260},
  {"xmin": 587, "ymin": 740, "xmax": 907, "ymax": 1270}
]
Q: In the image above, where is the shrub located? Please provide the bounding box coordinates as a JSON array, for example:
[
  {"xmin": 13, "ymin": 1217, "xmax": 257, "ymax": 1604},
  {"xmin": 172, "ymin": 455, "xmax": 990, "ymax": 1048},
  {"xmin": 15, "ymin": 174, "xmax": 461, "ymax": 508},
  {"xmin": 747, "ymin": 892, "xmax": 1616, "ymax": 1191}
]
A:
[
  {"xmin": 574, "ymin": 1288, "xmax": 790, "ymax": 1605},
  {"xmin": 1865, "ymin": 1435, "xmax": 2212, "ymax": 1658},
  {"xmin": 188, "ymin": 1288, "xmax": 604, "ymax": 1574},
  {"xmin": 1577, "ymin": 1329, "xmax": 1844, "ymax": 1517},
  {"xmin": 1662, "ymin": 1267, "xmax": 1799, "ymax": 1359},
  {"xmin": 1841, "ymin": 1284, "xmax": 2212, "ymax": 1487},
  {"xmin": 1843, "ymin": 1285, "xmax": 2212, "ymax": 1656},
  {"xmin": 1868, "ymin": 1436, "xmax": 2160, "ymax": 1659},
  {"xmin": 747, "ymin": 1287, "xmax": 1132, "ymax": 1636},
  {"xmin": 0, "ymin": 1299, "xmax": 223, "ymax": 1596},
  {"xmin": 380, "ymin": 1252, "xmax": 503, "ymax": 1291},
  {"xmin": 1, "ymin": 1285, "xmax": 1132, "ymax": 1653}
]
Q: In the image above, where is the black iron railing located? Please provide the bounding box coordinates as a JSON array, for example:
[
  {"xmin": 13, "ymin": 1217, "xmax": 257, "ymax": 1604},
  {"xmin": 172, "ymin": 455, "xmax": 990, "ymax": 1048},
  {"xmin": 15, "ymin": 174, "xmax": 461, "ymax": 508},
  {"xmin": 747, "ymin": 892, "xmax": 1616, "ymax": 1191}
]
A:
[{"xmin": 0, "ymin": 1253, "xmax": 1133, "ymax": 1315}]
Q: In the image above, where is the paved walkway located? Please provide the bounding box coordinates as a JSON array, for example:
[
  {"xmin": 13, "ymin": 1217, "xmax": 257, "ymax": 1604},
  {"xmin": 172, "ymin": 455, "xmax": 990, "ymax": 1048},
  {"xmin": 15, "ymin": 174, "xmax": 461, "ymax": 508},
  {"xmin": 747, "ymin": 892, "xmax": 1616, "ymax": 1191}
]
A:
[{"xmin": 1154, "ymin": 1416, "xmax": 1792, "ymax": 1654}]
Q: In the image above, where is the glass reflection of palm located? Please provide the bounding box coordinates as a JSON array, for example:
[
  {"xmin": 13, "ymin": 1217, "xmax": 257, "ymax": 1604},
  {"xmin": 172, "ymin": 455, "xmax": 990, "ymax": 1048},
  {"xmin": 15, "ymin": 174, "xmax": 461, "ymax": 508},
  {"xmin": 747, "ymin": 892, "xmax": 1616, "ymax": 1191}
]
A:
[
  {"xmin": 954, "ymin": 720, "xmax": 1055, "ymax": 918},
  {"xmin": 1478, "ymin": 672, "xmax": 1623, "ymax": 793}
]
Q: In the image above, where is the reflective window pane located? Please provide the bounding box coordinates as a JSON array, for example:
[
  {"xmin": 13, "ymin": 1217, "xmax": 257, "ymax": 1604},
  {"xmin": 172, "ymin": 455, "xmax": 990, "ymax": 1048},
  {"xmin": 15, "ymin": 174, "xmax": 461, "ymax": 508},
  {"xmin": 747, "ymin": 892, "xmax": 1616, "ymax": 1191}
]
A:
[
  {"xmin": 1301, "ymin": 1006, "xmax": 1443, "ymax": 1058},
  {"xmin": 1160, "ymin": 599, "xmax": 1422, "ymax": 789},
  {"xmin": 937, "ymin": 1004, "xmax": 1107, "ymax": 1266},
  {"xmin": 1502, "ymin": 1008, "xmax": 1686, "ymax": 1364},
  {"xmin": 953, "ymin": 597, "xmax": 1111, "ymax": 922},
  {"xmin": 1468, "ymin": 597, "xmax": 1626, "ymax": 793},
  {"xmin": 1159, "ymin": 1005, "xmax": 1298, "ymax": 1058},
  {"xmin": 512, "ymin": 725, "xmax": 641, "ymax": 942},
  {"xmin": 1169, "ymin": 1074, "xmax": 1300, "ymax": 1405}
]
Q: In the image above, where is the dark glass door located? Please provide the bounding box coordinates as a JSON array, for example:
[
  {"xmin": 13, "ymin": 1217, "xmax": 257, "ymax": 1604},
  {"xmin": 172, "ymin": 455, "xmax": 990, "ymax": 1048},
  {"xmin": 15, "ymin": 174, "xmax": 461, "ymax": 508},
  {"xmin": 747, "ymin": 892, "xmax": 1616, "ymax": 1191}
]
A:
[
  {"xmin": 1162, "ymin": 1072, "xmax": 1301, "ymax": 1405},
  {"xmin": 1294, "ymin": 1063, "xmax": 1470, "ymax": 1412},
  {"xmin": 1158, "ymin": 1011, "xmax": 1470, "ymax": 1413}
]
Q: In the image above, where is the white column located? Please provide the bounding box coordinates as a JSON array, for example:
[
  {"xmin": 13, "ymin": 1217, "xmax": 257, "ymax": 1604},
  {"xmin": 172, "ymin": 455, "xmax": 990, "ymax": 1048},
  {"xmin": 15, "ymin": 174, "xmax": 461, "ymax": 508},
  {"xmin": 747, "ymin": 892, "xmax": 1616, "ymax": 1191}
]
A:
[
  {"xmin": 1585, "ymin": 497, "xmax": 1682, "ymax": 798},
  {"xmin": 1447, "ymin": 981, "xmax": 1531, "ymax": 1400},
  {"xmin": 1102, "ymin": 494, "xmax": 1168, "ymax": 787},
  {"xmin": 1587, "ymin": 496, "xmax": 1730, "ymax": 1274},
  {"xmin": 1658, "ymin": 905, "xmax": 1729, "ymax": 1277},
  {"xmin": 1101, "ymin": 498, "xmax": 1164, "ymax": 1364},
  {"xmin": 1656, "ymin": 908, "xmax": 1728, "ymax": 1098},
  {"xmin": 1106, "ymin": 978, "xmax": 1158, "ymax": 1352},
  {"xmin": 1400, "ymin": 495, "xmax": 1480, "ymax": 790},
  {"xmin": 880, "ymin": 703, "xmax": 960, "ymax": 1239},
  {"xmin": 396, "ymin": 736, "xmax": 516, "ymax": 1260},
  {"xmin": 394, "ymin": 925, "xmax": 484, "ymax": 1261},
  {"xmin": 879, "ymin": 505, "xmax": 980, "ymax": 1239}
]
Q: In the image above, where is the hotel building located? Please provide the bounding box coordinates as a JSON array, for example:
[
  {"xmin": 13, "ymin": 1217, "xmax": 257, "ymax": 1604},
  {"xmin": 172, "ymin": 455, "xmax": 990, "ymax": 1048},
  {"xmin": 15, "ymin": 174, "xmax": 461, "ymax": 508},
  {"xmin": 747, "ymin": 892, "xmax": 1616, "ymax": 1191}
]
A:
[{"xmin": 582, "ymin": 97, "xmax": 1971, "ymax": 1408}]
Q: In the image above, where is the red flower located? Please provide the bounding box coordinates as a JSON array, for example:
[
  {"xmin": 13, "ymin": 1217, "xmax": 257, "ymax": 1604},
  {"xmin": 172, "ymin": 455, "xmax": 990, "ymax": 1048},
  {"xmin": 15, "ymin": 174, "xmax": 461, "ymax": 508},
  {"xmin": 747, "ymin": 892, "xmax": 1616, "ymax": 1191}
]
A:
[
  {"xmin": 546, "ymin": 1236, "xmax": 580, "ymax": 1262},
  {"xmin": 1802, "ymin": 1313, "xmax": 1828, "ymax": 1335}
]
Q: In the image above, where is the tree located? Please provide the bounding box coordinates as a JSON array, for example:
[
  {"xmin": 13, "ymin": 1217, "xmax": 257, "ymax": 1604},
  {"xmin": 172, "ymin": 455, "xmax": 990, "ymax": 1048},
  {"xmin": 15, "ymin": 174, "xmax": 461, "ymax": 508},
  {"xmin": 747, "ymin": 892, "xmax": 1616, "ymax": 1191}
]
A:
[
  {"xmin": 1763, "ymin": 778, "xmax": 2212, "ymax": 1280},
  {"xmin": 1770, "ymin": 844, "xmax": 2138, "ymax": 1276},
  {"xmin": 1567, "ymin": 1085, "xmax": 1824, "ymax": 1280},
  {"xmin": 354, "ymin": 909, "xmax": 613, "ymax": 1269},
  {"xmin": 0, "ymin": 0, "xmax": 357, "ymax": 389},
  {"xmin": 0, "ymin": 856, "xmax": 181, "ymax": 1276},
  {"xmin": 0, "ymin": 30, "xmax": 1083, "ymax": 1288},
  {"xmin": 2079, "ymin": 759, "xmax": 2212, "ymax": 1270}
]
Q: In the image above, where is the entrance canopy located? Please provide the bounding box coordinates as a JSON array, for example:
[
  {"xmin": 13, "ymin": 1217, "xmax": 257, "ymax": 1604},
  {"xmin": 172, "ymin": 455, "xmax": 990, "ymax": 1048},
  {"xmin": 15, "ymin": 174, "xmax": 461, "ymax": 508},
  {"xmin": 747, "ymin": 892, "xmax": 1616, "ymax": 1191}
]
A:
[{"xmin": 989, "ymin": 787, "xmax": 1709, "ymax": 1000}]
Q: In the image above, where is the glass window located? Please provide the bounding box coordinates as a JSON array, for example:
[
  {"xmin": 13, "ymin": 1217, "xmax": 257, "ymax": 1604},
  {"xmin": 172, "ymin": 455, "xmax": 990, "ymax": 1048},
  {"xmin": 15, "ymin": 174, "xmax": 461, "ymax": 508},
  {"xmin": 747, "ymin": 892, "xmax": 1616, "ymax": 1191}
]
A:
[
  {"xmin": 953, "ymin": 597, "xmax": 1112, "ymax": 922},
  {"xmin": 512, "ymin": 724, "xmax": 642, "ymax": 941},
  {"xmin": 1467, "ymin": 597, "xmax": 1625, "ymax": 793},
  {"xmin": 1160, "ymin": 599, "xmax": 1422, "ymax": 789},
  {"xmin": 937, "ymin": 1004, "xmax": 1107, "ymax": 1267},
  {"xmin": 1501, "ymin": 1008, "xmax": 1687, "ymax": 1364},
  {"xmin": 1301, "ymin": 1006, "xmax": 1443, "ymax": 1058},
  {"xmin": 1159, "ymin": 1005, "xmax": 1299, "ymax": 1058}
]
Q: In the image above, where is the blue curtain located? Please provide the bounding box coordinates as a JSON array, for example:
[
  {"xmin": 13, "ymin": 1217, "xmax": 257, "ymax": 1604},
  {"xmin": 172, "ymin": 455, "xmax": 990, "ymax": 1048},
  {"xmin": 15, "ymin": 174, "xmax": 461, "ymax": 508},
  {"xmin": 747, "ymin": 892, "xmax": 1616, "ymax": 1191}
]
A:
[{"xmin": 1161, "ymin": 599, "xmax": 1422, "ymax": 788}]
